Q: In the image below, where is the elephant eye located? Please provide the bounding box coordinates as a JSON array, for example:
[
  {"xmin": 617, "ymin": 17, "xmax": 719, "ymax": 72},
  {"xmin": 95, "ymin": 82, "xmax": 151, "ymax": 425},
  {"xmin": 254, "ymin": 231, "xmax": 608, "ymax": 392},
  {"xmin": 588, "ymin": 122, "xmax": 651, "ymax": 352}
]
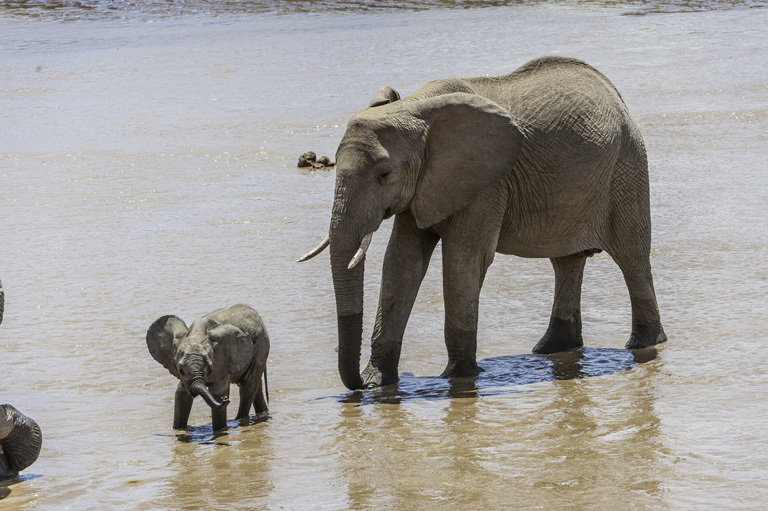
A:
[{"xmin": 377, "ymin": 169, "xmax": 392, "ymax": 184}]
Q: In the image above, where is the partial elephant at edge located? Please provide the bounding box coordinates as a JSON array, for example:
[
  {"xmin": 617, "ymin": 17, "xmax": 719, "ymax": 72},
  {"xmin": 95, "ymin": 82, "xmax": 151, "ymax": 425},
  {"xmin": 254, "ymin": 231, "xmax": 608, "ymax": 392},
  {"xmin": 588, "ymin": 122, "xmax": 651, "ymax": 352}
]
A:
[{"xmin": 0, "ymin": 404, "xmax": 43, "ymax": 480}]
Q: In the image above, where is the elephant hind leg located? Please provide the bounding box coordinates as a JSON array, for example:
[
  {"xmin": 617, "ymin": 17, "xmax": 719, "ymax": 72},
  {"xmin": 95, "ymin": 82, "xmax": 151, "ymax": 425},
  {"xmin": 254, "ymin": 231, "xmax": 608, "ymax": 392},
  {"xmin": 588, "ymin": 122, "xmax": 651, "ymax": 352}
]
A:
[
  {"xmin": 252, "ymin": 367, "xmax": 268, "ymax": 415},
  {"xmin": 253, "ymin": 383, "xmax": 268, "ymax": 414},
  {"xmin": 533, "ymin": 253, "xmax": 589, "ymax": 354},
  {"xmin": 235, "ymin": 369, "xmax": 268, "ymax": 420},
  {"xmin": 615, "ymin": 255, "xmax": 667, "ymax": 349}
]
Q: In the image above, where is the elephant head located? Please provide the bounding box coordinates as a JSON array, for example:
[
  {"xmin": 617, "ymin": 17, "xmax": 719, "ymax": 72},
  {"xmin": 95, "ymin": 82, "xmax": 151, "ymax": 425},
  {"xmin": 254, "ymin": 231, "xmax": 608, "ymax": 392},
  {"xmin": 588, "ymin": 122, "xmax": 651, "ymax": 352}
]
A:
[
  {"xmin": 302, "ymin": 83, "xmax": 523, "ymax": 390},
  {"xmin": 146, "ymin": 315, "xmax": 254, "ymax": 409},
  {"xmin": 0, "ymin": 404, "xmax": 42, "ymax": 479}
]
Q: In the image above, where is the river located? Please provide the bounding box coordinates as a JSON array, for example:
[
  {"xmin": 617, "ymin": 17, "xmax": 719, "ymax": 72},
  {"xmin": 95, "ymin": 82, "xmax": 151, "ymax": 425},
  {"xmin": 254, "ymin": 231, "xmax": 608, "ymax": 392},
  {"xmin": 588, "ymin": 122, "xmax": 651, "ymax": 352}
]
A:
[{"xmin": 1, "ymin": 1, "xmax": 767, "ymax": 509}]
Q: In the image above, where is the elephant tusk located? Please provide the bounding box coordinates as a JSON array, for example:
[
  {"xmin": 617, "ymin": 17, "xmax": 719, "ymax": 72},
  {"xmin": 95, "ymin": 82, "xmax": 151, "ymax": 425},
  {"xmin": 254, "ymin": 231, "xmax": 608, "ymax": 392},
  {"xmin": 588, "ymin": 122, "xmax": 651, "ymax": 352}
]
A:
[
  {"xmin": 348, "ymin": 232, "xmax": 373, "ymax": 269},
  {"xmin": 297, "ymin": 235, "xmax": 330, "ymax": 262}
]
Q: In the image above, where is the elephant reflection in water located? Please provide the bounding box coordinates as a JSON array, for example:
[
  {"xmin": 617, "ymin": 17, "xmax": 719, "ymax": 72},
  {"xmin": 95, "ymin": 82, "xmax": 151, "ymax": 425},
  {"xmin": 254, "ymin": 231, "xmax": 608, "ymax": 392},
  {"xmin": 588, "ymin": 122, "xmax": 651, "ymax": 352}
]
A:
[
  {"xmin": 0, "ymin": 404, "xmax": 42, "ymax": 479},
  {"xmin": 334, "ymin": 348, "xmax": 667, "ymax": 509}
]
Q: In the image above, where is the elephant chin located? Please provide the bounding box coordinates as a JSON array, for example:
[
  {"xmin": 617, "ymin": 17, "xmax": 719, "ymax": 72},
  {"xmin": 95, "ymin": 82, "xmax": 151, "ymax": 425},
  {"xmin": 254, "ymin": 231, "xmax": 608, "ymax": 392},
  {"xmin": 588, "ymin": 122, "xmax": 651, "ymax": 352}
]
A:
[{"xmin": 187, "ymin": 379, "xmax": 227, "ymax": 410}]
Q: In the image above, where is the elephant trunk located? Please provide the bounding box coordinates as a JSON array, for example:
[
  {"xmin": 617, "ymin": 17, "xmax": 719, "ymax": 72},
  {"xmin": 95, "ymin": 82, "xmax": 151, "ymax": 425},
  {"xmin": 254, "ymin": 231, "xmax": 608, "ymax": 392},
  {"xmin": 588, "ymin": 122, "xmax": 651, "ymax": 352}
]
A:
[
  {"xmin": 330, "ymin": 219, "xmax": 367, "ymax": 391},
  {"xmin": 0, "ymin": 404, "xmax": 42, "ymax": 478},
  {"xmin": 187, "ymin": 378, "xmax": 226, "ymax": 410},
  {"xmin": 0, "ymin": 277, "xmax": 4, "ymax": 326}
]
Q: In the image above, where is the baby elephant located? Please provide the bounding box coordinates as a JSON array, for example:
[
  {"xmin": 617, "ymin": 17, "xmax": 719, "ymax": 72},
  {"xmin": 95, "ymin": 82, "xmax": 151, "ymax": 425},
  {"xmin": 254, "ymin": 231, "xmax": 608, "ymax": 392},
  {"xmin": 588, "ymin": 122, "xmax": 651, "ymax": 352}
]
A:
[{"xmin": 146, "ymin": 303, "xmax": 269, "ymax": 431}]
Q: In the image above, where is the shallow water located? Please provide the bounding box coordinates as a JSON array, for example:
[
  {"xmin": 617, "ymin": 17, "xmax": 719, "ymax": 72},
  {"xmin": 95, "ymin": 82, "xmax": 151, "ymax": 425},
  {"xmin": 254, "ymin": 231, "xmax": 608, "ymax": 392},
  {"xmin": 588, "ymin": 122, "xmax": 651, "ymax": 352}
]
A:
[{"xmin": 1, "ymin": 1, "xmax": 767, "ymax": 509}]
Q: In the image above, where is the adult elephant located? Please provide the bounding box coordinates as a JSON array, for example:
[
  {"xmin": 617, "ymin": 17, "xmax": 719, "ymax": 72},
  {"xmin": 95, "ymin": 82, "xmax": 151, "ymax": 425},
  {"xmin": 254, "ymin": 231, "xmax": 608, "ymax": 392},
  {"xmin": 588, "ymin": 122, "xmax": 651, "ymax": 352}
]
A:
[{"xmin": 301, "ymin": 56, "xmax": 667, "ymax": 390}]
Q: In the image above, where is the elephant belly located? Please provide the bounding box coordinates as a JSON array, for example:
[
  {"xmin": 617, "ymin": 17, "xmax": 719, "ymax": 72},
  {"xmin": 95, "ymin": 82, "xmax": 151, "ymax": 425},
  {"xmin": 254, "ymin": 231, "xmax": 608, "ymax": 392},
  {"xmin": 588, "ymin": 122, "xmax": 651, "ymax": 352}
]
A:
[{"xmin": 495, "ymin": 183, "xmax": 611, "ymax": 259}]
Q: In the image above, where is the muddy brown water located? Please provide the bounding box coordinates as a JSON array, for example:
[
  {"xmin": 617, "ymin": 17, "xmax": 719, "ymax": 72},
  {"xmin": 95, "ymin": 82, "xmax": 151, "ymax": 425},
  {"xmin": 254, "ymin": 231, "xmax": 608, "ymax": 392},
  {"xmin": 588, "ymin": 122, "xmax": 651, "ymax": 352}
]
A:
[{"xmin": 1, "ymin": 2, "xmax": 767, "ymax": 509}]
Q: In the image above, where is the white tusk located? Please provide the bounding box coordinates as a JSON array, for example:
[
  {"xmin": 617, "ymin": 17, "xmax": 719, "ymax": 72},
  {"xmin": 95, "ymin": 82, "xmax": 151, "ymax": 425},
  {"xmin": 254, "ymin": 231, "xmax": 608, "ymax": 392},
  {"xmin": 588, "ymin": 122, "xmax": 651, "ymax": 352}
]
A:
[
  {"xmin": 347, "ymin": 232, "xmax": 373, "ymax": 269},
  {"xmin": 297, "ymin": 235, "xmax": 330, "ymax": 262}
]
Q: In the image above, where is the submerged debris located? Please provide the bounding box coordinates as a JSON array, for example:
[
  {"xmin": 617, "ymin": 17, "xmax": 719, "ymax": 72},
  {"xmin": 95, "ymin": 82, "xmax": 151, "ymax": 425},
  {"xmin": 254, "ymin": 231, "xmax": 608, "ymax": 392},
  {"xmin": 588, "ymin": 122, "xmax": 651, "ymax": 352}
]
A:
[{"xmin": 298, "ymin": 151, "xmax": 335, "ymax": 171}]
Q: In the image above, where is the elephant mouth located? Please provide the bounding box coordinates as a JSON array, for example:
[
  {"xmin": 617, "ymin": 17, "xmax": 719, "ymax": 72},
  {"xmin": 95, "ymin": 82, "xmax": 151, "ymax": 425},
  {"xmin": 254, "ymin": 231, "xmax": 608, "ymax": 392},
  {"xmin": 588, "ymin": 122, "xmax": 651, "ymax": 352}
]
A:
[{"xmin": 383, "ymin": 207, "xmax": 393, "ymax": 219}]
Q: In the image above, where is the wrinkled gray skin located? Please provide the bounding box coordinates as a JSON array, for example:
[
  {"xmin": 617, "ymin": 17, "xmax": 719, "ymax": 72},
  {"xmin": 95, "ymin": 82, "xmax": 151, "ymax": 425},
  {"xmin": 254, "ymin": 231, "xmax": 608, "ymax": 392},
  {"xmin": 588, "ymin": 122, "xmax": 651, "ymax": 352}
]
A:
[
  {"xmin": 1, "ymin": 278, "xmax": 5, "ymax": 325},
  {"xmin": 305, "ymin": 56, "xmax": 666, "ymax": 390},
  {"xmin": 146, "ymin": 303, "xmax": 270, "ymax": 431},
  {"xmin": 0, "ymin": 404, "xmax": 42, "ymax": 479}
]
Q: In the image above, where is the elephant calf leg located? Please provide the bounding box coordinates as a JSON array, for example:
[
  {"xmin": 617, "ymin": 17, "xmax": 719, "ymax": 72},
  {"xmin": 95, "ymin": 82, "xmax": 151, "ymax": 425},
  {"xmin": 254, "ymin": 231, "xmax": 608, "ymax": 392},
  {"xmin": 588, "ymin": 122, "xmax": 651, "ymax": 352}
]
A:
[
  {"xmin": 533, "ymin": 253, "xmax": 588, "ymax": 354},
  {"xmin": 211, "ymin": 404, "xmax": 229, "ymax": 431},
  {"xmin": 173, "ymin": 382, "xmax": 194, "ymax": 430},
  {"xmin": 253, "ymin": 384, "xmax": 268, "ymax": 414},
  {"xmin": 236, "ymin": 383, "xmax": 256, "ymax": 421}
]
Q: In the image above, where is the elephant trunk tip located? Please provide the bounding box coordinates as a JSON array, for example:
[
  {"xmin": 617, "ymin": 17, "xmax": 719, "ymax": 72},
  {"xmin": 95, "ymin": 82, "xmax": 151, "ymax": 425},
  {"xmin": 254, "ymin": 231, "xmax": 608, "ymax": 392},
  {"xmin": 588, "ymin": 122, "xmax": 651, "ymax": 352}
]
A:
[{"xmin": 213, "ymin": 395, "xmax": 229, "ymax": 410}]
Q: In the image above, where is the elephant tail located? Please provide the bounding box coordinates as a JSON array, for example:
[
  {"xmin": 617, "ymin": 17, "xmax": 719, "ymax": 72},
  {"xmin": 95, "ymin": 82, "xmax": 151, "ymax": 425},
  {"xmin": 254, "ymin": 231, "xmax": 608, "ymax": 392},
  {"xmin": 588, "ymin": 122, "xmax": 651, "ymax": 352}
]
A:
[
  {"xmin": 263, "ymin": 365, "xmax": 269, "ymax": 404},
  {"xmin": 0, "ymin": 278, "xmax": 4, "ymax": 326}
]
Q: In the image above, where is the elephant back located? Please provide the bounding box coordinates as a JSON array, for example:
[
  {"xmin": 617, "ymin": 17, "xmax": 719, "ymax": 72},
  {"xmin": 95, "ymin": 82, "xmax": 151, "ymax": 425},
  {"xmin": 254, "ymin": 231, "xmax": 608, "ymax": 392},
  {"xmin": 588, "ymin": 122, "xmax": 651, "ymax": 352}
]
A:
[{"xmin": 1, "ymin": 404, "xmax": 42, "ymax": 473}]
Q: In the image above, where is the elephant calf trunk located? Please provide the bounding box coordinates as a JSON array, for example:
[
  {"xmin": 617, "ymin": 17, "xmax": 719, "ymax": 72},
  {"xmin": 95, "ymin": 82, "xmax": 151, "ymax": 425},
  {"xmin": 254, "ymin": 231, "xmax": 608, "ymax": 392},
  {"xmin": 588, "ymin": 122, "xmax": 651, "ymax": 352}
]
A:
[{"xmin": 187, "ymin": 379, "xmax": 227, "ymax": 410}]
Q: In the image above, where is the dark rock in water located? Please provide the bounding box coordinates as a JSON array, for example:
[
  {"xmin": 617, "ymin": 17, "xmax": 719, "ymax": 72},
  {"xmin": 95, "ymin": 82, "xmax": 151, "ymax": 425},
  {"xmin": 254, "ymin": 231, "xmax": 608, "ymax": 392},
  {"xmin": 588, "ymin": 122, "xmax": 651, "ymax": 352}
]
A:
[
  {"xmin": 298, "ymin": 151, "xmax": 335, "ymax": 171},
  {"xmin": 298, "ymin": 151, "xmax": 317, "ymax": 167}
]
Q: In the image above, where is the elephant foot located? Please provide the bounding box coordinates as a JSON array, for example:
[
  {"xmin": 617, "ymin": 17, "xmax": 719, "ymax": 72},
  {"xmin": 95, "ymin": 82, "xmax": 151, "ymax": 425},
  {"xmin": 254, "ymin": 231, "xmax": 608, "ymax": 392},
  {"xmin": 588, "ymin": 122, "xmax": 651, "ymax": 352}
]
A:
[
  {"xmin": 625, "ymin": 324, "xmax": 667, "ymax": 349},
  {"xmin": 533, "ymin": 317, "xmax": 584, "ymax": 354},
  {"xmin": 440, "ymin": 359, "xmax": 481, "ymax": 379},
  {"xmin": 361, "ymin": 362, "xmax": 398, "ymax": 389}
]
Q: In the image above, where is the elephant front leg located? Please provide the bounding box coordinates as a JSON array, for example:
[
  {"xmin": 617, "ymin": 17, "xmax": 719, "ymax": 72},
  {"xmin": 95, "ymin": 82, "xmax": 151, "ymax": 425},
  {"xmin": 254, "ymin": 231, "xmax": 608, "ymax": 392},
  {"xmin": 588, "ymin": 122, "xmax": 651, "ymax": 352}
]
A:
[
  {"xmin": 208, "ymin": 383, "xmax": 230, "ymax": 431},
  {"xmin": 533, "ymin": 253, "xmax": 589, "ymax": 354},
  {"xmin": 362, "ymin": 212, "xmax": 439, "ymax": 388},
  {"xmin": 235, "ymin": 380, "xmax": 256, "ymax": 421},
  {"xmin": 439, "ymin": 237, "xmax": 496, "ymax": 379},
  {"xmin": 173, "ymin": 381, "xmax": 193, "ymax": 430}
]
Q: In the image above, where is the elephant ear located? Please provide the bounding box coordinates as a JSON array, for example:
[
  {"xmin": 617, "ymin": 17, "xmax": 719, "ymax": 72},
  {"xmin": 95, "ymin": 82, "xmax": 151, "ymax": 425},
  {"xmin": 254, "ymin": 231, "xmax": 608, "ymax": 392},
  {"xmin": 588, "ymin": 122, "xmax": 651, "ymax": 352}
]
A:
[
  {"xmin": 409, "ymin": 92, "xmax": 523, "ymax": 229},
  {"xmin": 208, "ymin": 324, "xmax": 253, "ymax": 381},
  {"xmin": 146, "ymin": 315, "xmax": 189, "ymax": 378},
  {"xmin": 368, "ymin": 85, "xmax": 400, "ymax": 107}
]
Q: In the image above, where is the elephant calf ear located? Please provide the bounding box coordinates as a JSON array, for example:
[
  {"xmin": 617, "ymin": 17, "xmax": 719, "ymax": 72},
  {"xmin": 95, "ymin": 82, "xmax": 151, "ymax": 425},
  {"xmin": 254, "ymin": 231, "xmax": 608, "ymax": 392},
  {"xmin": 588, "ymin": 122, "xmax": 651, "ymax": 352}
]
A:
[
  {"xmin": 146, "ymin": 315, "xmax": 189, "ymax": 377},
  {"xmin": 410, "ymin": 92, "xmax": 523, "ymax": 229},
  {"xmin": 208, "ymin": 324, "xmax": 254, "ymax": 380},
  {"xmin": 368, "ymin": 85, "xmax": 401, "ymax": 107}
]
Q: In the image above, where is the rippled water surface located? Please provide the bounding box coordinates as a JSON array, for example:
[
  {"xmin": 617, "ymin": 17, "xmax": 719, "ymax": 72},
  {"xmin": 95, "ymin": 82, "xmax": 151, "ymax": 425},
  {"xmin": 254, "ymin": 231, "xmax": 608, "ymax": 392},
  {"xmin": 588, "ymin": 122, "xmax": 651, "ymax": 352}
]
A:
[{"xmin": 2, "ymin": 1, "xmax": 767, "ymax": 509}]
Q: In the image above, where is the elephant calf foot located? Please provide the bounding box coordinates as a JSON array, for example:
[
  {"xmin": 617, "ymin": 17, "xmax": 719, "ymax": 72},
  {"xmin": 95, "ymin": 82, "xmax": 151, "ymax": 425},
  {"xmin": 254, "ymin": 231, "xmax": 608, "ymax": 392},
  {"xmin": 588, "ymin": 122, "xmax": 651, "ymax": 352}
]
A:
[
  {"xmin": 533, "ymin": 317, "xmax": 584, "ymax": 354},
  {"xmin": 440, "ymin": 359, "xmax": 481, "ymax": 379},
  {"xmin": 625, "ymin": 324, "xmax": 667, "ymax": 350}
]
